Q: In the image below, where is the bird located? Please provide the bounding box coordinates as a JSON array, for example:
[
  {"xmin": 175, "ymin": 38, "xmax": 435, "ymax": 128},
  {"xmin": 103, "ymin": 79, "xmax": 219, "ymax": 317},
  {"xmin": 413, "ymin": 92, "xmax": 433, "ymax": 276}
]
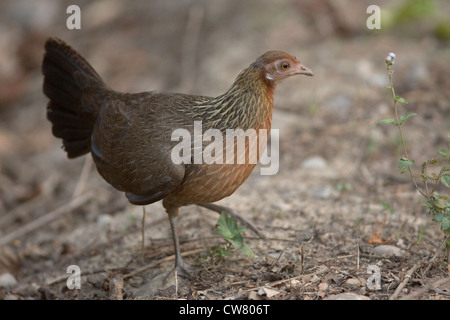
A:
[{"xmin": 42, "ymin": 37, "xmax": 313, "ymax": 279}]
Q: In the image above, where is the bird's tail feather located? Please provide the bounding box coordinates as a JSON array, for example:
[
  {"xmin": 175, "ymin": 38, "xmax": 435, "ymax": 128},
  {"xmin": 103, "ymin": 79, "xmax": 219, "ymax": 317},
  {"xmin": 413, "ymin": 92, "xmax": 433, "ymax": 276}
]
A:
[{"xmin": 42, "ymin": 37, "xmax": 104, "ymax": 158}]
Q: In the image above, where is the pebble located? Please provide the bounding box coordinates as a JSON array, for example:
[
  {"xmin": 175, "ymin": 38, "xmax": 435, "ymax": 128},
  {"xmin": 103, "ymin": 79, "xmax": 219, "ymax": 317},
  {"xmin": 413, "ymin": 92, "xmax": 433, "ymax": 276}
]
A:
[
  {"xmin": 343, "ymin": 278, "xmax": 361, "ymax": 289},
  {"xmin": 372, "ymin": 245, "xmax": 407, "ymax": 258},
  {"xmin": 241, "ymin": 269, "xmax": 250, "ymax": 277},
  {"xmin": 257, "ymin": 287, "xmax": 281, "ymax": 298},
  {"xmin": 96, "ymin": 213, "xmax": 113, "ymax": 227},
  {"xmin": 324, "ymin": 292, "xmax": 370, "ymax": 300},
  {"xmin": 301, "ymin": 156, "xmax": 327, "ymax": 170},
  {"xmin": 309, "ymin": 186, "xmax": 333, "ymax": 199},
  {"xmin": 270, "ymin": 202, "xmax": 291, "ymax": 212},
  {"xmin": 266, "ymin": 252, "xmax": 282, "ymax": 265},
  {"xmin": 0, "ymin": 273, "xmax": 17, "ymax": 289}
]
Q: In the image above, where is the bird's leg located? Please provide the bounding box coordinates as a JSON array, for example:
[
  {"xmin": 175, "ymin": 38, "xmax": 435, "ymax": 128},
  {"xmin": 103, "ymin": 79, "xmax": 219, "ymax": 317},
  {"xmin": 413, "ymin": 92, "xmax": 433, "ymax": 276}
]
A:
[
  {"xmin": 197, "ymin": 203, "xmax": 266, "ymax": 239},
  {"xmin": 165, "ymin": 208, "xmax": 193, "ymax": 282}
]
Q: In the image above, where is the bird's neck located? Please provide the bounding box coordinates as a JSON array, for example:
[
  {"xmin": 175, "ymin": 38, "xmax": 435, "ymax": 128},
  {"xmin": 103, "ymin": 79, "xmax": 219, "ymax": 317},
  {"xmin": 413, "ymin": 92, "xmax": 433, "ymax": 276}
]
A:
[{"xmin": 196, "ymin": 66, "xmax": 275, "ymax": 131}]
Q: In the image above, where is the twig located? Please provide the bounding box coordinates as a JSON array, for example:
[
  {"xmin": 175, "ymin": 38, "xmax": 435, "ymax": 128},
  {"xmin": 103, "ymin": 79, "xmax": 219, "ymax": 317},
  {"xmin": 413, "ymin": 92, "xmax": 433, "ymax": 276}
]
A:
[
  {"xmin": 399, "ymin": 277, "xmax": 450, "ymax": 300},
  {"xmin": 422, "ymin": 236, "xmax": 449, "ymax": 277},
  {"xmin": 299, "ymin": 244, "xmax": 305, "ymax": 274},
  {"xmin": 0, "ymin": 193, "xmax": 92, "ymax": 246},
  {"xmin": 141, "ymin": 206, "xmax": 146, "ymax": 259},
  {"xmin": 243, "ymin": 268, "xmax": 328, "ymax": 293},
  {"xmin": 0, "ymin": 195, "xmax": 49, "ymax": 231},
  {"xmin": 46, "ymin": 266, "xmax": 130, "ymax": 285},
  {"xmin": 389, "ymin": 261, "xmax": 422, "ymax": 300},
  {"xmin": 123, "ymin": 248, "xmax": 204, "ymax": 279},
  {"xmin": 269, "ymin": 248, "xmax": 285, "ymax": 269},
  {"xmin": 46, "ymin": 248, "xmax": 204, "ymax": 286},
  {"xmin": 357, "ymin": 242, "xmax": 360, "ymax": 270},
  {"xmin": 72, "ymin": 156, "xmax": 93, "ymax": 198}
]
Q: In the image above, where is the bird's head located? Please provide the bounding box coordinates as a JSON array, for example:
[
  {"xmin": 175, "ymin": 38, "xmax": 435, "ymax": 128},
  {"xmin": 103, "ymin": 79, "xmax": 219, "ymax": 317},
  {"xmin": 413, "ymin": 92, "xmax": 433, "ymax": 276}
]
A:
[{"xmin": 255, "ymin": 51, "xmax": 313, "ymax": 85}]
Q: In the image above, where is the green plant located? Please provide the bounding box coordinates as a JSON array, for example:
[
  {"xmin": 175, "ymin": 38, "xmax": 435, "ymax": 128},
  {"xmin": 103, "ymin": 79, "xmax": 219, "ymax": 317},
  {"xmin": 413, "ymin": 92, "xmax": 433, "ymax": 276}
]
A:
[
  {"xmin": 211, "ymin": 212, "xmax": 254, "ymax": 259},
  {"xmin": 379, "ymin": 53, "xmax": 450, "ymax": 249},
  {"xmin": 335, "ymin": 181, "xmax": 353, "ymax": 192},
  {"xmin": 380, "ymin": 200, "xmax": 395, "ymax": 215}
]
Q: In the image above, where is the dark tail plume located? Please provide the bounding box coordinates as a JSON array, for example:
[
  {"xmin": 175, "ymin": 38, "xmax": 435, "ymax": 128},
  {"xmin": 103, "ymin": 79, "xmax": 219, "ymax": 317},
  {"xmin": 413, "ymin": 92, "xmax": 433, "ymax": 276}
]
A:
[{"xmin": 42, "ymin": 37, "xmax": 104, "ymax": 158}]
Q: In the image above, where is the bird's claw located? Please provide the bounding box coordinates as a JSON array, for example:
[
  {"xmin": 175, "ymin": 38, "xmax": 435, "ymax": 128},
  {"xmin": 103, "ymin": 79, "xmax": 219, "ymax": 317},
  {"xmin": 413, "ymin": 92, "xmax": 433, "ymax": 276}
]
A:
[{"xmin": 163, "ymin": 261, "xmax": 194, "ymax": 285}]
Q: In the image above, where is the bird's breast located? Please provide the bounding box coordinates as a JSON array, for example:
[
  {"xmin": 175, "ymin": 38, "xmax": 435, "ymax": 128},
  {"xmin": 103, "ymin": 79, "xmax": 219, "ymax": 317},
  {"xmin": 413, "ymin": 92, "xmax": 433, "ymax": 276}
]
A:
[{"xmin": 163, "ymin": 115, "xmax": 272, "ymax": 207}]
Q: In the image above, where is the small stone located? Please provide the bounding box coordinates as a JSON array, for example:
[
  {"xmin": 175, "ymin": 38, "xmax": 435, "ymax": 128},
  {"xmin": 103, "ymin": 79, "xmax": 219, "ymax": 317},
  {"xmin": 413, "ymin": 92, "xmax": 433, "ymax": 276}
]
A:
[
  {"xmin": 343, "ymin": 278, "xmax": 361, "ymax": 289},
  {"xmin": 296, "ymin": 230, "xmax": 314, "ymax": 241},
  {"xmin": 301, "ymin": 156, "xmax": 327, "ymax": 170},
  {"xmin": 258, "ymin": 287, "xmax": 280, "ymax": 298},
  {"xmin": 270, "ymin": 202, "xmax": 291, "ymax": 212},
  {"xmin": 372, "ymin": 245, "xmax": 407, "ymax": 258},
  {"xmin": 248, "ymin": 291, "xmax": 262, "ymax": 300},
  {"xmin": 97, "ymin": 213, "xmax": 112, "ymax": 227},
  {"xmin": 309, "ymin": 186, "xmax": 332, "ymax": 198},
  {"xmin": 241, "ymin": 269, "xmax": 250, "ymax": 277},
  {"xmin": 266, "ymin": 252, "xmax": 282, "ymax": 264},
  {"xmin": 0, "ymin": 273, "xmax": 17, "ymax": 289},
  {"xmin": 324, "ymin": 292, "xmax": 370, "ymax": 300}
]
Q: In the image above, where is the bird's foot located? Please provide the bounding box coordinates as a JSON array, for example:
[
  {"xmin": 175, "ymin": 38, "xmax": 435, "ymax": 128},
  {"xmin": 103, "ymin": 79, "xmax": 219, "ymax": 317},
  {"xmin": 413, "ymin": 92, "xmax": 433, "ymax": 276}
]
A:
[
  {"xmin": 163, "ymin": 260, "xmax": 194, "ymax": 285},
  {"xmin": 163, "ymin": 260, "xmax": 194, "ymax": 298}
]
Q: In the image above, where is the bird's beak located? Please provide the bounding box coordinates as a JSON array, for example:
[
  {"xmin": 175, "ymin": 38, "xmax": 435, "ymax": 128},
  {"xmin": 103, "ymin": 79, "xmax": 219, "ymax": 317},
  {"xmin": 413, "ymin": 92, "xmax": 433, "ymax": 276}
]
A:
[{"xmin": 295, "ymin": 63, "xmax": 314, "ymax": 77}]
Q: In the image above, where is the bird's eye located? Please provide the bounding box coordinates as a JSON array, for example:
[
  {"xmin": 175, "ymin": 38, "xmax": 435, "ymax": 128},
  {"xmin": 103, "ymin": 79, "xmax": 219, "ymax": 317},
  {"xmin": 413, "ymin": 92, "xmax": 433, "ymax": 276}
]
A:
[{"xmin": 281, "ymin": 62, "xmax": 290, "ymax": 70}]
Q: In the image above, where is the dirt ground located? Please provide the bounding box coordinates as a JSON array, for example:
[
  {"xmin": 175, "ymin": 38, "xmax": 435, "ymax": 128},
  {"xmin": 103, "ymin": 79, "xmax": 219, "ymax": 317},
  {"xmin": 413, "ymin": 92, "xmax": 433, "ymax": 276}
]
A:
[{"xmin": 0, "ymin": 0, "xmax": 449, "ymax": 300}]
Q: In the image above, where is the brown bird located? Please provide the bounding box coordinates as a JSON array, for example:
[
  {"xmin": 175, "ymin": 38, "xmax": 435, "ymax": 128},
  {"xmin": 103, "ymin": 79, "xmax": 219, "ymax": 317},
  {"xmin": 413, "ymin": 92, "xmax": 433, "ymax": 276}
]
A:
[{"xmin": 42, "ymin": 37, "xmax": 313, "ymax": 278}]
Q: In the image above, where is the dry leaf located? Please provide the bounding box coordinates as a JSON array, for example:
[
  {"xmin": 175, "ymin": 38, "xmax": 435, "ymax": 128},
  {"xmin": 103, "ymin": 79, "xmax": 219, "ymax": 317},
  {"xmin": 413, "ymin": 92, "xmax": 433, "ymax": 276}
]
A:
[
  {"xmin": 258, "ymin": 287, "xmax": 281, "ymax": 298},
  {"xmin": 367, "ymin": 231, "xmax": 388, "ymax": 244}
]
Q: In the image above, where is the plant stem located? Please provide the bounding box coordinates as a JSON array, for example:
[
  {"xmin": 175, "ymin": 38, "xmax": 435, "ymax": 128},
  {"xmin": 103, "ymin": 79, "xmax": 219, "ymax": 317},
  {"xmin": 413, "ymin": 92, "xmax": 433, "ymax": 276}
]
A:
[
  {"xmin": 387, "ymin": 65, "xmax": 427, "ymax": 198},
  {"xmin": 431, "ymin": 165, "xmax": 445, "ymax": 195}
]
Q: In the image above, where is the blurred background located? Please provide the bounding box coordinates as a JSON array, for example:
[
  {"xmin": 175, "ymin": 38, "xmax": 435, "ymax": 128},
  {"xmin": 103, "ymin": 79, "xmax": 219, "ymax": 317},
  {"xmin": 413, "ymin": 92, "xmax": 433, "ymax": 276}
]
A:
[{"xmin": 0, "ymin": 0, "xmax": 449, "ymax": 299}]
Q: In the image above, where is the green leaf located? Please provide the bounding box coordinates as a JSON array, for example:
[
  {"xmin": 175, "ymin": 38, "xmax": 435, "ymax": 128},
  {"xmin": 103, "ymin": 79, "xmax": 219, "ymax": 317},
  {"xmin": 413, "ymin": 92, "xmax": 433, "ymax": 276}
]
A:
[
  {"xmin": 216, "ymin": 212, "xmax": 253, "ymax": 255},
  {"xmin": 227, "ymin": 233, "xmax": 245, "ymax": 250},
  {"xmin": 440, "ymin": 174, "xmax": 450, "ymax": 187},
  {"xmin": 217, "ymin": 213, "xmax": 248, "ymax": 238},
  {"xmin": 441, "ymin": 216, "xmax": 450, "ymax": 231},
  {"xmin": 399, "ymin": 113, "xmax": 417, "ymax": 125},
  {"xmin": 211, "ymin": 245, "xmax": 231, "ymax": 258},
  {"xmin": 439, "ymin": 149, "xmax": 449, "ymax": 159},
  {"xmin": 433, "ymin": 213, "xmax": 444, "ymax": 222},
  {"xmin": 378, "ymin": 118, "xmax": 398, "ymax": 125},
  {"xmin": 240, "ymin": 245, "xmax": 254, "ymax": 258},
  {"xmin": 398, "ymin": 158, "xmax": 414, "ymax": 174},
  {"xmin": 380, "ymin": 201, "xmax": 395, "ymax": 214},
  {"xmin": 216, "ymin": 213, "xmax": 233, "ymax": 239},
  {"xmin": 394, "ymin": 96, "xmax": 408, "ymax": 104},
  {"xmin": 434, "ymin": 199, "xmax": 447, "ymax": 209},
  {"xmin": 442, "ymin": 165, "xmax": 450, "ymax": 172},
  {"xmin": 424, "ymin": 199, "xmax": 434, "ymax": 209}
]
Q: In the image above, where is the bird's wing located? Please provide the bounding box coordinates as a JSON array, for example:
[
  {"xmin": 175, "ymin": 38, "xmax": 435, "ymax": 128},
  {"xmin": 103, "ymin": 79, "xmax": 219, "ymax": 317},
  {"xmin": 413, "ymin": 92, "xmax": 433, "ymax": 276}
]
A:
[{"xmin": 89, "ymin": 92, "xmax": 190, "ymax": 205}]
